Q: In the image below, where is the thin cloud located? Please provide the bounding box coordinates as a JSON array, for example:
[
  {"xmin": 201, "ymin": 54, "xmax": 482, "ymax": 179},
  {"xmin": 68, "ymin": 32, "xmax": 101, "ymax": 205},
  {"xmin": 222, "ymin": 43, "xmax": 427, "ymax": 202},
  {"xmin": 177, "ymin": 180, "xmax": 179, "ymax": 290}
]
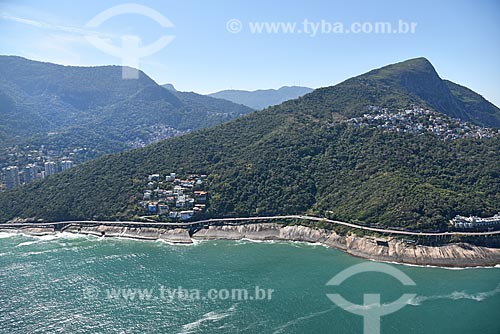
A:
[
  {"xmin": 1, "ymin": 13, "xmax": 44, "ymax": 28},
  {"xmin": 0, "ymin": 12, "xmax": 111, "ymax": 67},
  {"xmin": 0, "ymin": 12, "xmax": 113, "ymax": 37}
]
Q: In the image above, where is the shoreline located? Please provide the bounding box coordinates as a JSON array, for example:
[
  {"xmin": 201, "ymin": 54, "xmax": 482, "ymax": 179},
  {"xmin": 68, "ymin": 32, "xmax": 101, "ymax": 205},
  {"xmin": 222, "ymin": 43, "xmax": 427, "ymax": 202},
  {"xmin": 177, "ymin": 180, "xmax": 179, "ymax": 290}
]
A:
[{"xmin": 1, "ymin": 223, "xmax": 499, "ymax": 268}]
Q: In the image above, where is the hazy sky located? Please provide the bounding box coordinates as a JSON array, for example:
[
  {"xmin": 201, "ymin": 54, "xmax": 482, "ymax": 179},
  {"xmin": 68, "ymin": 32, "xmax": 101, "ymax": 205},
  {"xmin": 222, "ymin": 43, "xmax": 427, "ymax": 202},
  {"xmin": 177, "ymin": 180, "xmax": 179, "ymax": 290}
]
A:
[{"xmin": 1, "ymin": 0, "xmax": 499, "ymax": 105}]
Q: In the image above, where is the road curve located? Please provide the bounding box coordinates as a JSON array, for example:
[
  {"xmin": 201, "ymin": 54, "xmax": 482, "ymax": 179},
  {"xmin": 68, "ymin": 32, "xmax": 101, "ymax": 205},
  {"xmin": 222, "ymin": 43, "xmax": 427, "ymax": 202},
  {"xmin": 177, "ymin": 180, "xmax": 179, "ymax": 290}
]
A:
[{"xmin": 2, "ymin": 215, "xmax": 499, "ymax": 237}]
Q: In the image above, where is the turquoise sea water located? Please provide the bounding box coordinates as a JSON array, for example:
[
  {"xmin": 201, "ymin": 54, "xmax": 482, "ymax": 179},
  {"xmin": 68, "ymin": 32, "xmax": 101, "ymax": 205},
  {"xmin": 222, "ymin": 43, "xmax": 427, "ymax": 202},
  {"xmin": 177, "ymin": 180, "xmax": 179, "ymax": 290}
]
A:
[{"xmin": 0, "ymin": 232, "xmax": 499, "ymax": 334}]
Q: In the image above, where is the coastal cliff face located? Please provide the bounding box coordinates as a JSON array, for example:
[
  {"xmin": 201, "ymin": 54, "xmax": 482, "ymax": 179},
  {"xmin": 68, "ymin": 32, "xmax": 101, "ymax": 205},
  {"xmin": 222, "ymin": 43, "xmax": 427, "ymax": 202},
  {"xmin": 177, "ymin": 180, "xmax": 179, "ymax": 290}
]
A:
[
  {"xmin": 1, "ymin": 223, "xmax": 499, "ymax": 267},
  {"xmin": 344, "ymin": 235, "xmax": 500, "ymax": 267},
  {"xmin": 63, "ymin": 225, "xmax": 193, "ymax": 244},
  {"xmin": 192, "ymin": 224, "xmax": 500, "ymax": 267},
  {"xmin": 0, "ymin": 225, "xmax": 192, "ymax": 244},
  {"xmin": 192, "ymin": 223, "xmax": 348, "ymax": 249}
]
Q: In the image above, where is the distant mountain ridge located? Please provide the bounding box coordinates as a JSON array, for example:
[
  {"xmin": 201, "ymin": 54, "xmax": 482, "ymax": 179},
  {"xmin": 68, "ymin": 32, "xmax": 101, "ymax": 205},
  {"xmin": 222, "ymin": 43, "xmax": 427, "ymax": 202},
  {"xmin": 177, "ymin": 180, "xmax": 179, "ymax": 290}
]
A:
[
  {"xmin": 208, "ymin": 86, "xmax": 313, "ymax": 110},
  {"xmin": 0, "ymin": 56, "xmax": 253, "ymax": 154},
  {"xmin": 161, "ymin": 83, "xmax": 252, "ymax": 117},
  {"xmin": 0, "ymin": 57, "xmax": 498, "ymax": 230}
]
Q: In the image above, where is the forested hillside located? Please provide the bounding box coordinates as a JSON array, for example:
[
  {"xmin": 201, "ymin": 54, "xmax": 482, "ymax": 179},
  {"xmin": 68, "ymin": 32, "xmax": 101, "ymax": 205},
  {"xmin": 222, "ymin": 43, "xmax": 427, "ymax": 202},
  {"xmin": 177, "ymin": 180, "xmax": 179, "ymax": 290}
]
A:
[{"xmin": 1, "ymin": 58, "xmax": 499, "ymax": 231}]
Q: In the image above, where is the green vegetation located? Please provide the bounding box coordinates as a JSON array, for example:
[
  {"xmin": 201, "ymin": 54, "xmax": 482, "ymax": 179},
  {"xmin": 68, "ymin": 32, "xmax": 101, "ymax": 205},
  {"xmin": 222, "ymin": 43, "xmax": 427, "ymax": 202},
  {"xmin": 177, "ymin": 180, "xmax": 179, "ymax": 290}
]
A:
[
  {"xmin": 444, "ymin": 80, "xmax": 500, "ymax": 127},
  {"xmin": 0, "ymin": 58, "xmax": 499, "ymax": 232},
  {"xmin": 0, "ymin": 56, "xmax": 253, "ymax": 155}
]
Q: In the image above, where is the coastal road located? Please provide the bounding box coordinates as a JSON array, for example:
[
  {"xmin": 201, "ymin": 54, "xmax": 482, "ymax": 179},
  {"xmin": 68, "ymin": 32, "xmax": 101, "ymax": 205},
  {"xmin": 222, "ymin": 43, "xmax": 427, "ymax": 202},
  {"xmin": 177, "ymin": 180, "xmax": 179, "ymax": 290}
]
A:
[
  {"xmin": 193, "ymin": 215, "xmax": 500, "ymax": 236},
  {"xmin": 2, "ymin": 215, "xmax": 499, "ymax": 237}
]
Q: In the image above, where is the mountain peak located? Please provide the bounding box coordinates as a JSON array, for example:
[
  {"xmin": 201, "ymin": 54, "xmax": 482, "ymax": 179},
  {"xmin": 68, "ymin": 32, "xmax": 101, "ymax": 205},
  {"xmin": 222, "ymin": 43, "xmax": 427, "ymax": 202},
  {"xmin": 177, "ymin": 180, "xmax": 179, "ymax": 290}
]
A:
[
  {"xmin": 162, "ymin": 83, "xmax": 177, "ymax": 91},
  {"xmin": 362, "ymin": 57, "xmax": 440, "ymax": 84},
  {"xmin": 296, "ymin": 57, "xmax": 500, "ymax": 127},
  {"xmin": 394, "ymin": 57, "xmax": 434, "ymax": 69},
  {"xmin": 354, "ymin": 57, "xmax": 468, "ymax": 120}
]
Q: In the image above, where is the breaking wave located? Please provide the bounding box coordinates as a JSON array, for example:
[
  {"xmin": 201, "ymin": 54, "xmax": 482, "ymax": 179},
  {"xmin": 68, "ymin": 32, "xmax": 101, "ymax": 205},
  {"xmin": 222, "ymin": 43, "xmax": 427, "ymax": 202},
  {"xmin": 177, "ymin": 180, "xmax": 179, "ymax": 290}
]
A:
[
  {"xmin": 408, "ymin": 284, "xmax": 500, "ymax": 306},
  {"xmin": 180, "ymin": 304, "xmax": 238, "ymax": 334}
]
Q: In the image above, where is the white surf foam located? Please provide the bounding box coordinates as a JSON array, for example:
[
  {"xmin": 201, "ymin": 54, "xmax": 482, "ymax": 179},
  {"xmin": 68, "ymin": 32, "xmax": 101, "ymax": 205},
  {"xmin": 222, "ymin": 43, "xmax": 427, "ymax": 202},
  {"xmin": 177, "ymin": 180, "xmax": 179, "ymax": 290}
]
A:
[
  {"xmin": 408, "ymin": 284, "xmax": 500, "ymax": 306},
  {"xmin": 16, "ymin": 240, "xmax": 39, "ymax": 247},
  {"xmin": 0, "ymin": 232, "xmax": 19, "ymax": 239},
  {"xmin": 155, "ymin": 239, "xmax": 195, "ymax": 246},
  {"xmin": 180, "ymin": 304, "xmax": 237, "ymax": 334},
  {"xmin": 370, "ymin": 258, "xmax": 500, "ymax": 270}
]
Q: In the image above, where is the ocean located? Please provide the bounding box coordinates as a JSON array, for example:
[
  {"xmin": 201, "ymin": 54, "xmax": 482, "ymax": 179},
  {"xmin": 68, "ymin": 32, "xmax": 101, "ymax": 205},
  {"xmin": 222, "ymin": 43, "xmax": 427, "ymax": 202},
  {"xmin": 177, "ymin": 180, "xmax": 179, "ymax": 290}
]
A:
[{"xmin": 0, "ymin": 232, "xmax": 499, "ymax": 334}]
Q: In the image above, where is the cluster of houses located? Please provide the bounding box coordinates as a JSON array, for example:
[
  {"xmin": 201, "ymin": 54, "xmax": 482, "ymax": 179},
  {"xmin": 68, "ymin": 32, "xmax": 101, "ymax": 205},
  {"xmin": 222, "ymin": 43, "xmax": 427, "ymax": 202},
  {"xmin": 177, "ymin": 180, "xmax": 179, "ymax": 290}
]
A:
[
  {"xmin": 127, "ymin": 125, "xmax": 186, "ymax": 149},
  {"xmin": 345, "ymin": 105, "xmax": 499, "ymax": 140},
  {"xmin": 451, "ymin": 213, "xmax": 500, "ymax": 229},
  {"xmin": 139, "ymin": 172, "xmax": 209, "ymax": 221}
]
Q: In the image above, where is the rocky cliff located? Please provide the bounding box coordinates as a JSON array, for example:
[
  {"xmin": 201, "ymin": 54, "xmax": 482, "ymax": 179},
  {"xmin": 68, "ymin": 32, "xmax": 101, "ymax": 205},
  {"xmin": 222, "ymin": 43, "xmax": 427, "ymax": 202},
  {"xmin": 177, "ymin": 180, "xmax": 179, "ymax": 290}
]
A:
[
  {"xmin": 63, "ymin": 225, "xmax": 193, "ymax": 244},
  {"xmin": 192, "ymin": 224, "xmax": 500, "ymax": 267},
  {"xmin": 0, "ymin": 225, "xmax": 192, "ymax": 244},
  {"xmin": 2, "ymin": 222, "xmax": 498, "ymax": 267}
]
